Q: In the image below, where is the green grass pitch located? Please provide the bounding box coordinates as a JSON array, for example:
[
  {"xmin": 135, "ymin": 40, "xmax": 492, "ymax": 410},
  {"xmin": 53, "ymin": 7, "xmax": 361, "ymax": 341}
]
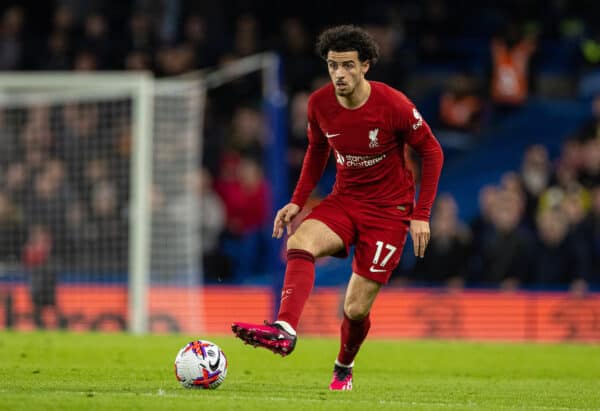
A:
[{"xmin": 0, "ymin": 331, "xmax": 599, "ymax": 411}]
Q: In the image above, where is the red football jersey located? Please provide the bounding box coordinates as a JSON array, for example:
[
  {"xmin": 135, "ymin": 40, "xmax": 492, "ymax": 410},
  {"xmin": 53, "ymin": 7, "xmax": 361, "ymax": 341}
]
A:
[{"xmin": 291, "ymin": 81, "xmax": 443, "ymax": 221}]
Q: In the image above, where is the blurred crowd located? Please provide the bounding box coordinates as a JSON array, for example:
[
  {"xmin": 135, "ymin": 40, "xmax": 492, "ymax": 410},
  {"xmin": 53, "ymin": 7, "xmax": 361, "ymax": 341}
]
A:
[
  {"xmin": 411, "ymin": 113, "xmax": 600, "ymax": 291},
  {"xmin": 0, "ymin": 0, "xmax": 599, "ymax": 302}
]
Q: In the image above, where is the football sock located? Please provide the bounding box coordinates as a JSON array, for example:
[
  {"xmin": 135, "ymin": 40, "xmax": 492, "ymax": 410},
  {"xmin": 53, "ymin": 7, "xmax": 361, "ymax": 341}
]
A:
[
  {"xmin": 276, "ymin": 249, "xmax": 315, "ymax": 331},
  {"xmin": 274, "ymin": 320, "xmax": 296, "ymax": 336},
  {"xmin": 337, "ymin": 312, "xmax": 371, "ymax": 366},
  {"xmin": 335, "ymin": 359, "xmax": 354, "ymax": 368}
]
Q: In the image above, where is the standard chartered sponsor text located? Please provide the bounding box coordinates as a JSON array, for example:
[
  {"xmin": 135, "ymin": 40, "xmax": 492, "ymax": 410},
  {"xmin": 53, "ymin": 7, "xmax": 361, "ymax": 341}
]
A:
[{"xmin": 344, "ymin": 153, "xmax": 386, "ymax": 168}]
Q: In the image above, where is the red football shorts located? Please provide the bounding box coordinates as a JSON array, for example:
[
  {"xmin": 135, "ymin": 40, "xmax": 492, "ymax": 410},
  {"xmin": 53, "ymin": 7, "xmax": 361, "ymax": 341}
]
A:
[{"xmin": 304, "ymin": 193, "xmax": 411, "ymax": 284}]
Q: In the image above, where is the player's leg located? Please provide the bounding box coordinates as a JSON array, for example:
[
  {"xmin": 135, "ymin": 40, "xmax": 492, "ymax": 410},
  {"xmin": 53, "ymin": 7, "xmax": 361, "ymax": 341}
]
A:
[
  {"xmin": 338, "ymin": 273, "xmax": 380, "ymax": 364},
  {"xmin": 232, "ymin": 201, "xmax": 353, "ymax": 356},
  {"xmin": 330, "ymin": 273, "xmax": 380, "ymax": 391},
  {"xmin": 330, "ymin": 215, "xmax": 410, "ymax": 390},
  {"xmin": 276, "ymin": 218, "xmax": 345, "ymax": 331}
]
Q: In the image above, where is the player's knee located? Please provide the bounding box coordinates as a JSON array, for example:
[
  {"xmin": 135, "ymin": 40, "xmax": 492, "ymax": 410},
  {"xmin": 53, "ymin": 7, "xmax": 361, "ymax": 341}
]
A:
[
  {"xmin": 286, "ymin": 231, "xmax": 315, "ymax": 254},
  {"xmin": 343, "ymin": 301, "xmax": 369, "ymax": 321}
]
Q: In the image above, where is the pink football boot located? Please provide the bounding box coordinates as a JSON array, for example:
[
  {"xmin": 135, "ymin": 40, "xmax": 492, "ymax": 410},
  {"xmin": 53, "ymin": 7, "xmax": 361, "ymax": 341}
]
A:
[
  {"xmin": 329, "ymin": 364, "xmax": 353, "ymax": 391},
  {"xmin": 231, "ymin": 321, "xmax": 297, "ymax": 356}
]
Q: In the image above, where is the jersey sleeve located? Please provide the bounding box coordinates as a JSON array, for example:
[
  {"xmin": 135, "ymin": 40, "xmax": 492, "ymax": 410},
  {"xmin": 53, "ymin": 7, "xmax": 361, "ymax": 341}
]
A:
[
  {"xmin": 290, "ymin": 98, "xmax": 331, "ymax": 209},
  {"xmin": 392, "ymin": 92, "xmax": 444, "ymax": 221}
]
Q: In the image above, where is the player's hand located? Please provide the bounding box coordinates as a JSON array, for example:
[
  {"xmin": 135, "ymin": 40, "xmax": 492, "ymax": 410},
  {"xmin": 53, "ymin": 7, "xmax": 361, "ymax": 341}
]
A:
[
  {"xmin": 409, "ymin": 220, "xmax": 430, "ymax": 258},
  {"xmin": 272, "ymin": 203, "xmax": 301, "ymax": 239}
]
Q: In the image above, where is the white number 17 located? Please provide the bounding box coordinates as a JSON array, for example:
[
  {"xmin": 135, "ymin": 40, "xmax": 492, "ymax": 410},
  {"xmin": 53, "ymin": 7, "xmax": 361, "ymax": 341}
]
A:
[{"xmin": 372, "ymin": 241, "xmax": 397, "ymax": 267}]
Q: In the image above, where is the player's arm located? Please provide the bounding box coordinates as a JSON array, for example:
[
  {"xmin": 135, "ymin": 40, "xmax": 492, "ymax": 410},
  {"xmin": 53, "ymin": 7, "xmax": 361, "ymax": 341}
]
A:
[
  {"xmin": 394, "ymin": 95, "xmax": 444, "ymax": 257},
  {"xmin": 273, "ymin": 100, "xmax": 331, "ymax": 239}
]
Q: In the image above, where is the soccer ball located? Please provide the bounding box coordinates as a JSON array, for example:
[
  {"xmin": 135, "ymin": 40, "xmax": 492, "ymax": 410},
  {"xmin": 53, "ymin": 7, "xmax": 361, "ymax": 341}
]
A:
[{"xmin": 174, "ymin": 340, "xmax": 228, "ymax": 389}]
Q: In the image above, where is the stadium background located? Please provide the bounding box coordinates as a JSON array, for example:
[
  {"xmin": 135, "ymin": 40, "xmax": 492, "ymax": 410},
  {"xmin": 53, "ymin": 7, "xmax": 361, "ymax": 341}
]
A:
[{"xmin": 0, "ymin": 0, "xmax": 599, "ymax": 341}]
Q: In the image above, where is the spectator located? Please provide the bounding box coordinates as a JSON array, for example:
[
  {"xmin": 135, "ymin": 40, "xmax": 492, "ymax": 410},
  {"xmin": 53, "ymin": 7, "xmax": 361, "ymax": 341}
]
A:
[
  {"xmin": 80, "ymin": 180, "xmax": 125, "ymax": 272},
  {"xmin": 0, "ymin": 191, "xmax": 26, "ymax": 266},
  {"xmin": 52, "ymin": 5, "xmax": 76, "ymax": 37},
  {"xmin": 124, "ymin": 12, "xmax": 157, "ymax": 56},
  {"xmin": 77, "ymin": 13, "xmax": 112, "ymax": 69},
  {"xmin": 196, "ymin": 168, "xmax": 230, "ymax": 280},
  {"xmin": 519, "ymin": 145, "xmax": 552, "ymax": 228},
  {"xmin": 228, "ymin": 105, "xmax": 266, "ymax": 162},
  {"xmin": 22, "ymin": 224, "xmax": 62, "ymax": 329},
  {"xmin": 155, "ymin": 44, "xmax": 195, "ymax": 76},
  {"xmin": 124, "ymin": 50, "xmax": 152, "ymax": 71},
  {"xmin": 414, "ymin": 193, "xmax": 471, "ymax": 288},
  {"xmin": 476, "ymin": 188, "xmax": 532, "ymax": 290},
  {"xmin": 4, "ymin": 162, "xmax": 28, "ymax": 206},
  {"xmin": 231, "ymin": 14, "xmax": 261, "ymax": 58},
  {"xmin": 279, "ymin": 18, "xmax": 320, "ymax": 94},
  {"xmin": 500, "ymin": 171, "xmax": 526, "ymax": 200},
  {"xmin": 81, "ymin": 158, "xmax": 110, "ymax": 203},
  {"xmin": 24, "ymin": 161, "xmax": 69, "ymax": 231},
  {"xmin": 553, "ymin": 137, "xmax": 585, "ymax": 189},
  {"xmin": 24, "ymin": 160, "xmax": 76, "ymax": 262},
  {"xmin": 216, "ymin": 154, "xmax": 271, "ymax": 280},
  {"xmin": 0, "ymin": 6, "xmax": 24, "ymax": 70},
  {"xmin": 530, "ymin": 207, "xmax": 585, "ymax": 287},
  {"xmin": 215, "ymin": 154, "xmax": 270, "ymax": 236},
  {"xmin": 169, "ymin": 168, "xmax": 231, "ymax": 282},
  {"xmin": 470, "ymin": 185, "xmax": 498, "ymax": 234},
  {"xmin": 438, "ymin": 73, "xmax": 484, "ymax": 133},
  {"xmin": 21, "ymin": 106, "xmax": 53, "ymax": 156},
  {"xmin": 40, "ymin": 31, "xmax": 72, "ymax": 70},
  {"xmin": 489, "ymin": 21, "xmax": 537, "ymax": 112},
  {"xmin": 578, "ymin": 136, "xmax": 600, "ymax": 188},
  {"xmin": 73, "ymin": 50, "xmax": 98, "ymax": 71},
  {"xmin": 58, "ymin": 103, "xmax": 109, "ymax": 193},
  {"xmin": 182, "ymin": 14, "xmax": 218, "ymax": 69}
]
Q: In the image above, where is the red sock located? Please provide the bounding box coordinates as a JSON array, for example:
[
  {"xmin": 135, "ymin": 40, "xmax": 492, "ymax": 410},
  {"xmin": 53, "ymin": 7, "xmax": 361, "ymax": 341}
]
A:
[
  {"xmin": 276, "ymin": 249, "xmax": 315, "ymax": 330},
  {"xmin": 337, "ymin": 312, "xmax": 371, "ymax": 366}
]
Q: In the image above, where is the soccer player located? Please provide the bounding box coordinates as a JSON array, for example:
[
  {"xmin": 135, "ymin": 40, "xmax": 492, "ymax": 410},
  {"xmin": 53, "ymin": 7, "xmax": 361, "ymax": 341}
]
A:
[{"xmin": 232, "ymin": 25, "xmax": 444, "ymax": 391}]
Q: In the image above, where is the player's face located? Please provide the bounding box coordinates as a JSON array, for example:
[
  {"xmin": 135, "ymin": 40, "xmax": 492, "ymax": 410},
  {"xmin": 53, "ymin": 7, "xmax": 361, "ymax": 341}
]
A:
[{"xmin": 326, "ymin": 51, "xmax": 369, "ymax": 97}]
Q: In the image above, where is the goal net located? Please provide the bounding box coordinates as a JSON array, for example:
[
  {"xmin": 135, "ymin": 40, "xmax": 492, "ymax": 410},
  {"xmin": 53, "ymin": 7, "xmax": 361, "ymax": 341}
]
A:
[{"xmin": 0, "ymin": 53, "xmax": 285, "ymax": 334}]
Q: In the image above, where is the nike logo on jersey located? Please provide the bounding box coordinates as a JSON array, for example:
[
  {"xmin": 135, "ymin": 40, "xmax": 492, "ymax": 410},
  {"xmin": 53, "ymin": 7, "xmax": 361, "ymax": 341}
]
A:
[
  {"xmin": 369, "ymin": 266, "xmax": 387, "ymax": 273},
  {"xmin": 325, "ymin": 132, "xmax": 340, "ymax": 138}
]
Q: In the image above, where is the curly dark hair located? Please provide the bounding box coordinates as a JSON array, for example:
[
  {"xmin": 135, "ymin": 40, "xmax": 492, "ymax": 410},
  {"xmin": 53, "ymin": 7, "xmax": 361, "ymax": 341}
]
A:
[{"xmin": 315, "ymin": 25, "xmax": 380, "ymax": 65}]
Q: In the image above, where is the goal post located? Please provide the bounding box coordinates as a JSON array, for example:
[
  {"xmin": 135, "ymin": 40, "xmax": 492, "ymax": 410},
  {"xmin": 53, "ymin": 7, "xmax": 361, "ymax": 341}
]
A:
[{"xmin": 129, "ymin": 74, "xmax": 153, "ymax": 335}]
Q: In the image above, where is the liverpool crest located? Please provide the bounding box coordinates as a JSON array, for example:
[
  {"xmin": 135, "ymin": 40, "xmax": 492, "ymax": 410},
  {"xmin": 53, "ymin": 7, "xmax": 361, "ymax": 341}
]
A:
[{"xmin": 368, "ymin": 128, "xmax": 379, "ymax": 148}]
